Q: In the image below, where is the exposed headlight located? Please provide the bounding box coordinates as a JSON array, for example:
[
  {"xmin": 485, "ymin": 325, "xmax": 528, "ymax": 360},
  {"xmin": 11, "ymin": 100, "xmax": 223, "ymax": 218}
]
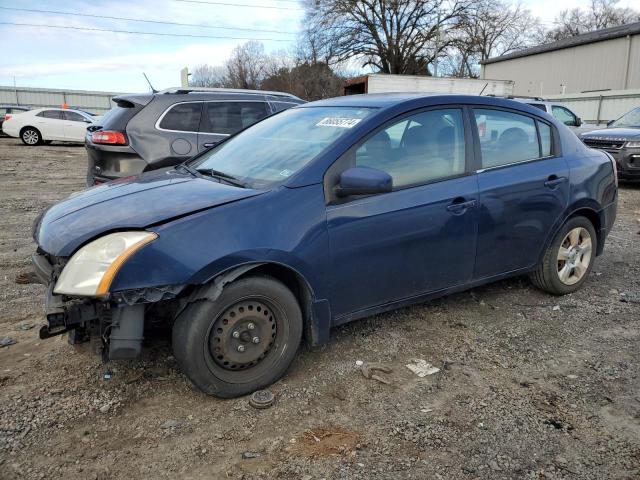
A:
[
  {"xmin": 54, "ymin": 231, "xmax": 157, "ymax": 297},
  {"xmin": 625, "ymin": 141, "xmax": 640, "ymax": 148}
]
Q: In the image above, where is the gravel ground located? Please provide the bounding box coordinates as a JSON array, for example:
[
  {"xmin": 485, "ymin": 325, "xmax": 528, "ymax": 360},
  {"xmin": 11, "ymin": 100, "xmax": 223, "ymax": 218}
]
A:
[{"xmin": 0, "ymin": 137, "xmax": 639, "ymax": 480}]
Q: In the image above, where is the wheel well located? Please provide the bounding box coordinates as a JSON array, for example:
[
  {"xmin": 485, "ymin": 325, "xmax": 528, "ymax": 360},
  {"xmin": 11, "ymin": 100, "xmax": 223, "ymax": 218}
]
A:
[
  {"xmin": 238, "ymin": 263, "xmax": 315, "ymax": 345},
  {"xmin": 569, "ymin": 208, "xmax": 603, "ymax": 253},
  {"xmin": 20, "ymin": 126, "xmax": 39, "ymax": 135}
]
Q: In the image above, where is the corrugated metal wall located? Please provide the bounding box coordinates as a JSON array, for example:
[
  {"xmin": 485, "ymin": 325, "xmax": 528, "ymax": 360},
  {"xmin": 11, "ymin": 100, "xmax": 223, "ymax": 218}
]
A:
[
  {"xmin": 481, "ymin": 34, "xmax": 640, "ymax": 96},
  {"xmin": 0, "ymin": 86, "xmax": 125, "ymax": 114}
]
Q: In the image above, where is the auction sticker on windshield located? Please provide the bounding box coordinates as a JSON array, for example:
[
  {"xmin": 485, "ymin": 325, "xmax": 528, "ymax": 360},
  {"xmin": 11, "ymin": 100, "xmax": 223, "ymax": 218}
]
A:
[{"xmin": 316, "ymin": 117, "xmax": 362, "ymax": 128}]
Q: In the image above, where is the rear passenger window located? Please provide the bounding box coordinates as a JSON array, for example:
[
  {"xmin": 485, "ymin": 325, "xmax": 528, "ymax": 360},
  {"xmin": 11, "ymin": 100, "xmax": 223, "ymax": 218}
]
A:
[
  {"xmin": 201, "ymin": 102, "xmax": 269, "ymax": 135},
  {"xmin": 538, "ymin": 121, "xmax": 552, "ymax": 156},
  {"xmin": 158, "ymin": 102, "xmax": 202, "ymax": 132},
  {"xmin": 355, "ymin": 109, "xmax": 466, "ymax": 189},
  {"xmin": 473, "ymin": 109, "xmax": 540, "ymax": 168},
  {"xmin": 38, "ymin": 110, "xmax": 63, "ymax": 120}
]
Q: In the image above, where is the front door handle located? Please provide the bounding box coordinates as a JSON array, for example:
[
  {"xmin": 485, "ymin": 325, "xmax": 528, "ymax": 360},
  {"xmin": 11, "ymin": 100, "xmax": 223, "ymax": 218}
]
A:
[
  {"xmin": 544, "ymin": 175, "xmax": 567, "ymax": 189},
  {"xmin": 447, "ymin": 198, "xmax": 477, "ymax": 213},
  {"xmin": 202, "ymin": 142, "xmax": 216, "ymax": 148}
]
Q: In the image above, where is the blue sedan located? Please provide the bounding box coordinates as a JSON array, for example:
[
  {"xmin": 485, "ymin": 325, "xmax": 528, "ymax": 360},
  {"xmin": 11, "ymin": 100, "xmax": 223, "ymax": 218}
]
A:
[{"xmin": 32, "ymin": 94, "xmax": 618, "ymax": 397}]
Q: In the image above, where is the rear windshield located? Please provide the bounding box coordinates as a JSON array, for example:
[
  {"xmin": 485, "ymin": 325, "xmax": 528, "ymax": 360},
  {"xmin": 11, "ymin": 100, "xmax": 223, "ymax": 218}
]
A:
[
  {"xmin": 191, "ymin": 106, "xmax": 375, "ymax": 188},
  {"xmin": 98, "ymin": 102, "xmax": 143, "ymax": 129}
]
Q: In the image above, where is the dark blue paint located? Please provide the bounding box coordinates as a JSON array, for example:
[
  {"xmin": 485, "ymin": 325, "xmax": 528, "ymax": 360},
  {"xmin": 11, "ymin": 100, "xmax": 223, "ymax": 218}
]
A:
[{"xmin": 35, "ymin": 94, "xmax": 617, "ymax": 343}]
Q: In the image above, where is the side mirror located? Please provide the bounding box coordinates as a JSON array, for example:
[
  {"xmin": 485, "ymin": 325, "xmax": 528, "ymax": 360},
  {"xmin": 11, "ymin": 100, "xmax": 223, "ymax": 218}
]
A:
[
  {"xmin": 335, "ymin": 166, "xmax": 392, "ymax": 197},
  {"xmin": 575, "ymin": 117, "xmax": 582, "ymax": 127}
]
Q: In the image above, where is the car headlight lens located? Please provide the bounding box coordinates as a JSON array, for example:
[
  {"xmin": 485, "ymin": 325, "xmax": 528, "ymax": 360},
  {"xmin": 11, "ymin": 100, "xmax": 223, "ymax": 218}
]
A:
[
  {"xmin": 625, "ymin": 141, "xmax": 640, "ymax": 148},
  {"xmin": 54, "ymin": 231, "xmax": 157, "ymax": 297}
]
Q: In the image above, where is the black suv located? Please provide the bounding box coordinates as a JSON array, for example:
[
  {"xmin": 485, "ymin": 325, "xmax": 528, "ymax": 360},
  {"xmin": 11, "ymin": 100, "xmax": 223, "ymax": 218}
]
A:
[
  {"xmin": 85, "ymin": 88, "xmax": 304, "ymax": 185},
  {"xmin": 580, "ymin": 106, "xmax": 640, "ymax": 181}
]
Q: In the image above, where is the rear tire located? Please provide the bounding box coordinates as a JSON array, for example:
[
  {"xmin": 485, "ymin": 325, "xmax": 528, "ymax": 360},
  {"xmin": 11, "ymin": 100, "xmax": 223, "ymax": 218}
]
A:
[
  {"xmin": 20, "ymin": 127, "xmax": 42, "ymax": 146},
  {"xmin": 530, "ymin": 216, "xmax": 597, "ymax": 295},
  {"xmin": 172, "ymin": 275, "xmax": 303, "ymax": 398}
]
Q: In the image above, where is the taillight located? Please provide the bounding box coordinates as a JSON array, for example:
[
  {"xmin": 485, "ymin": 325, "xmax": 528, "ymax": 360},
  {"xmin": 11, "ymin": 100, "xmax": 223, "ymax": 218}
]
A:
[
  {"xmin": 4, "ymin": 114, "xmax": 11, "ymax": 122},
  {"xmin": 91, "ymin": 130, "xmax": 127, "ymax": 145}
]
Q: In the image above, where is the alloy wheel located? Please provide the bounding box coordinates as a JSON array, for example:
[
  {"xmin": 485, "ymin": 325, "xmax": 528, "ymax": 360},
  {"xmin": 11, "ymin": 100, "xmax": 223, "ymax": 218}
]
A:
[
  {"xmin": 557, "ymin": 227, "xmax": 592, "ymax": 285},
  {"xmin": 23, "ymin": 130, "xmax": 39, "ymax": 145}
]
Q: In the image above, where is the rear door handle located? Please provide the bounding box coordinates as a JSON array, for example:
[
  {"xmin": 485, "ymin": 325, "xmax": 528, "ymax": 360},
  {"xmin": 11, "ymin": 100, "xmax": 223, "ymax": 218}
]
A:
[
  {"xmin": 544, "ymin": 176, "xmax": 567, "ymax": 189},
  {"xmin": 203, "ymin": 142, "xmax": 216, "ymax": 148},
  {"xmin": 447, "ymin": 198, "xmax": 477, "ymax": 213}
]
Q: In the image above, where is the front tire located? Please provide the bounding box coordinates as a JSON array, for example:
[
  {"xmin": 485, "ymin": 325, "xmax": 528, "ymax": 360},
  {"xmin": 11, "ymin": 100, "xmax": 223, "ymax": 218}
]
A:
[
  {"xmin": 21, "ymin": 127, "xmax": 42, "ymax": 146},
  {"xmin": 530, "ymin": 216, "xmax": 597, "ymax": 295},
  {"xmin": 172, "ymin": 276, "xmax": 303, "ymax": 398}
]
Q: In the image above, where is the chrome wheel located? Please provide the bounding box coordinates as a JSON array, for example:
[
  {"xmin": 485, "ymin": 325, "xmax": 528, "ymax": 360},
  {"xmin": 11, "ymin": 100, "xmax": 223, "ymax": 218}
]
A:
[
  {"xmin": 22, "ymin": 129, "xmax": 39, "ymax": 145},
  {"xmin": 557, "ymin": 227, "xmax": 592, "ymax": 285}
]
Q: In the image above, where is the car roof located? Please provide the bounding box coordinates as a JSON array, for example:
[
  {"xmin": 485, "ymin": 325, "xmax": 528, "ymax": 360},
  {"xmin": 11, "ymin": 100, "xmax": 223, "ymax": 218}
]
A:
[{"xmin": 300, "ymin": 93, "xmax": 555, "ymax": 113}]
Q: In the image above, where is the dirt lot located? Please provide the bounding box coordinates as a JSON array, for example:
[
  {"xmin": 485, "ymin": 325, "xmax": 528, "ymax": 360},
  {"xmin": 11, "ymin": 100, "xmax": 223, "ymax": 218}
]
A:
[{"xmin": 0, "ymin": 137, "xmax": 639, "ymax": 480}]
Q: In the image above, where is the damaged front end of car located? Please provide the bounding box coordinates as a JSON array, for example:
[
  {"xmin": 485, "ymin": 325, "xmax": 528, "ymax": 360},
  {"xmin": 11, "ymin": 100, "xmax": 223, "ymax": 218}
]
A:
[{"xmin": 32, "ymin": 235, "xmax": 185, "ymax": 361}]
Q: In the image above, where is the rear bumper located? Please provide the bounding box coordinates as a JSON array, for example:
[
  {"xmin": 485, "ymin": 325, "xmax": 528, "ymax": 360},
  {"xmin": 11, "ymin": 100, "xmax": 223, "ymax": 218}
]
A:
[{"xmin": 85, "ymin": 138, "xmax": 147, "ymax": 186}]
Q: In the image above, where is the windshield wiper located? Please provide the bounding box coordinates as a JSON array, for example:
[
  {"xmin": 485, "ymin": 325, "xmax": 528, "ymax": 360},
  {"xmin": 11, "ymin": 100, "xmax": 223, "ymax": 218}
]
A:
[
  {"xmin": 175, "ymin": 163, "xmax": 199, "ymax": 177},
  {"xmin": 197, "ymin": 168, "xmax": 246, "ymax": 188}
]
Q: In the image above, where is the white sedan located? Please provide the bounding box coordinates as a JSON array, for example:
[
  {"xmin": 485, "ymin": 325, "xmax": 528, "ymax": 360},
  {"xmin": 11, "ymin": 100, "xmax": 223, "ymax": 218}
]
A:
[{"xmin": 2, "ymin": 108, "xmax": 97, "ymax": 145}]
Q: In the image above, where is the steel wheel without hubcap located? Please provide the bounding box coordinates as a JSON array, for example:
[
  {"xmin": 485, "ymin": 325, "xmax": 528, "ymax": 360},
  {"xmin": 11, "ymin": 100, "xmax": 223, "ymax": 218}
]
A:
[
  {"xmin": 557, "ymin": 227, "xmax": 592, "ymax": 285},
  {"xmin": 173, "ymin": 276, "xmax": 302, "ymax": 397},
  {"xmin": 209, "ymin": 299, "xmax": 276, "ymax": 371},
  {"xmin": 22, "ymin": 129, "xmax": 39, "ymax": 145}
]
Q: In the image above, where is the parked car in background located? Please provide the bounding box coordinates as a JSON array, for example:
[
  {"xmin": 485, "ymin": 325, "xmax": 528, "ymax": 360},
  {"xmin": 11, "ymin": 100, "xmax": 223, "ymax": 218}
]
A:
[
  {"xmin": 0, "ymin": 105, "xmax": 30, "ymax": 134},
  {"xmin": 85, "ymin": 87, "xmax": 304, "ymax": 185},
  {"xmin": 513, "ymin": 99, "xmax": 598, "ymax": 134},
  {"xmin": 2, "ymin": 107, "xmax": 96, "ymax": 145},
  {"xmin": 33, "ymin": 94, "xmax": 617, "ymax": 398},
  {"xmin": 580, "ymin": 106, "xmax": 640, "ymax": 180}
]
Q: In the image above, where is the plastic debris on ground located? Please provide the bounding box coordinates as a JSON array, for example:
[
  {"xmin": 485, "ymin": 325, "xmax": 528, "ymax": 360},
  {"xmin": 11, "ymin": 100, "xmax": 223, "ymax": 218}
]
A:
[
  {"xmin": 0, "ymin": 337, "xmax": 17, "ymax": 348},
  {"xmin": 406, "ymin": 359, "xmax": 440, "ymax": 377}
]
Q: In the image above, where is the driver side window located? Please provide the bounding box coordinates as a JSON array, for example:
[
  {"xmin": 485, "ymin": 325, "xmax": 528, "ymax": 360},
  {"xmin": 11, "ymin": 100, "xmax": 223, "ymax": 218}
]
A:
[{"xmin": 355, "ymin": 109, "xmax": 466, "ymax": 189}]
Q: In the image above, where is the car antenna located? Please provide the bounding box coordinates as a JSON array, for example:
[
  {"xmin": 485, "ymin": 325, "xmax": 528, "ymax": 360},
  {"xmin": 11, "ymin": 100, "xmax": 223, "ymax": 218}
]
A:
[
  {"xmin": 478, "ymin": 83, "xmax": 488, "ymax": 96},
  {"xmin": 143, "ymin": 73, "xmax": 158, "ymax": 93}
]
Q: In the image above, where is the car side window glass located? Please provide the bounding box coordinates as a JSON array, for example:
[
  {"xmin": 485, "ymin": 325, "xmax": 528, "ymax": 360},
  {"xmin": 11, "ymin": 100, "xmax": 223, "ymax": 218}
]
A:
[
  {"xmin": 64, "ymin": 111, "xmax": 86, "ymax": 122},
  {"xmin": 355, "ymin": 109, "xmax": 466, "ymax": 189},
  {"xmin": 158, "ymin": 102, "xmax": 202, "ymax": 132},
  {"xmin": 202, "ymin": 102, "xmax": 269, "ymax": 135},
  {"xmin": 538, "ymin": 121, "xmax": 552, "ymax": 157},
  {"xmin": 552, "ymin": 106, "xmax": 576, "ymax": 126},
  {"xmin": 473, "ymin": 109, "xmax": 540, "ymax": 168},
  {"xmin": 39, "ymin": 110, "xmax": 63, "ymax": 120}
]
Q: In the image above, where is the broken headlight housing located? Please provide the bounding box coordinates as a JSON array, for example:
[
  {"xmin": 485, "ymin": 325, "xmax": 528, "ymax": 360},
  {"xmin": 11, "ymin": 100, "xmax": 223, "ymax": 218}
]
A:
[{"xmin": 54, "ymin": 231, "xmax": 157, "ymax": 297}]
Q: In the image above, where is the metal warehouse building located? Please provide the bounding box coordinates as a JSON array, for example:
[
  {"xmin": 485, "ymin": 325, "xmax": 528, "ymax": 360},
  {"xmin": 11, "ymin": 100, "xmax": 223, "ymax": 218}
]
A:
[
  {"xmin": 0, "ymin": 86, "xmax": 123, "ymax": 114},
  {"xmin": 481, "ymin": 22, "xmax": 640, "ymax": 97}
]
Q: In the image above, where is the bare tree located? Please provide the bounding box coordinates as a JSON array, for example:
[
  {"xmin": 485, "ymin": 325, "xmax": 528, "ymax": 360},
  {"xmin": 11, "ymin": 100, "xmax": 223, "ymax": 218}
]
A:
[
  {"xmin": 304, "ymin": 0, "xmax": 470, "ymax": 75},
  {"xmin": 442, "ymin": 0, "xmax": 538, "ymax": 77},
  {"xmin": 190, "ymin": 64, "xmax": 229, "ymax": 88},
  {"xmin": 541, "ymin": 0, "xmax": 639, "ymax": 42},
  {"xmin": 225, "ymin": 41, "xmax": 267, "ymax": 89}
]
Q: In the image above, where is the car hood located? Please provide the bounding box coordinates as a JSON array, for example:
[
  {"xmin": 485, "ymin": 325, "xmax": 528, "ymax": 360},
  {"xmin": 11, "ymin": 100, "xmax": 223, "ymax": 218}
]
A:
[
  {"xmin": 35, "ymin": 169, "xmax": 263, "ymax": 256},
  {"xmin": 581, "ymin": 127, "xmax": 640, "ymax": 140}
]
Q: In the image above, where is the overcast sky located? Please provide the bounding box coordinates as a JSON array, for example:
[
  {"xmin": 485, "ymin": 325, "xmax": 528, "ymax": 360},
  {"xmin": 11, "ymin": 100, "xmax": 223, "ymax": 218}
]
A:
[{"xmin": 0, "ymin": 0, "xmax": 637, "ymax": 93}]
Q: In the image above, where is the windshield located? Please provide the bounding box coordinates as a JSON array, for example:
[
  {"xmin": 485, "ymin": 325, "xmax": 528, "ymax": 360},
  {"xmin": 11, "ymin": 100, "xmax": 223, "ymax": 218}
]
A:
[
  {"xmin": 611, "ymin": 107, "xmax": 640, "ymax": 128},
  {"xmin": 191, "ymin": 106, "xmax": 375, "ymax": 189}
]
